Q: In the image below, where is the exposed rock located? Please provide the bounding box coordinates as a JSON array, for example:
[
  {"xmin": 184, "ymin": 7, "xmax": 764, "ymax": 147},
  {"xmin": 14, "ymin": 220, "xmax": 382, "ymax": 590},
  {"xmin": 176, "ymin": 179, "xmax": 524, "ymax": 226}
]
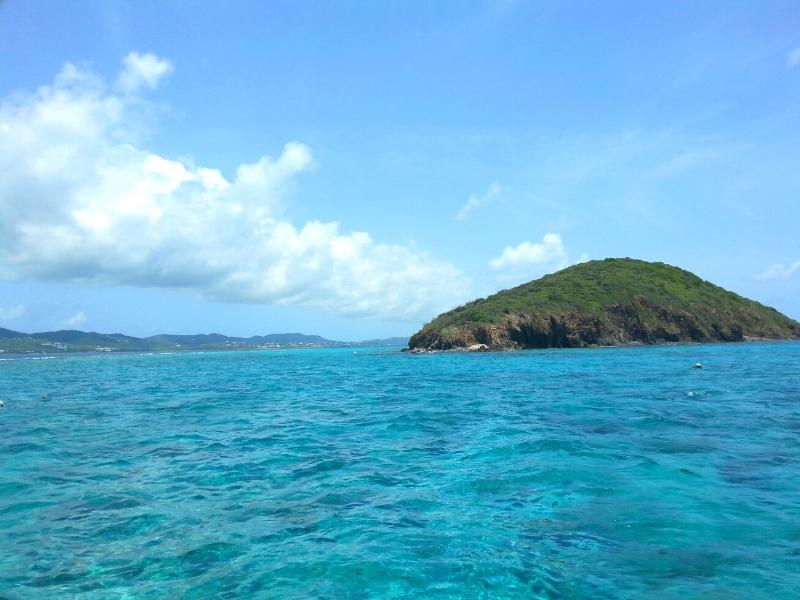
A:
[{"xmin": 465, "ymin": 343, "xmax": 490, "ymax": 352}]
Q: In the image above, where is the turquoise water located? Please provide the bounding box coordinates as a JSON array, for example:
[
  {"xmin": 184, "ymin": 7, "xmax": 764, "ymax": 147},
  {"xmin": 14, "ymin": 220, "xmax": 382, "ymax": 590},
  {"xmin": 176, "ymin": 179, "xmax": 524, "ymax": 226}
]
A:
[{"xmin": 1, "ymin": 342, "xmax": 799, "ymax": 599}]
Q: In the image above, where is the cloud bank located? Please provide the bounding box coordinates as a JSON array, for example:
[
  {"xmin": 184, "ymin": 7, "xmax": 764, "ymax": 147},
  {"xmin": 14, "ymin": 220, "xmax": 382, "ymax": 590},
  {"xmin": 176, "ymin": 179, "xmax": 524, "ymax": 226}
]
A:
[{"xmin": 0, "ymin": 54, "xmax": 466, "ymax": 320}]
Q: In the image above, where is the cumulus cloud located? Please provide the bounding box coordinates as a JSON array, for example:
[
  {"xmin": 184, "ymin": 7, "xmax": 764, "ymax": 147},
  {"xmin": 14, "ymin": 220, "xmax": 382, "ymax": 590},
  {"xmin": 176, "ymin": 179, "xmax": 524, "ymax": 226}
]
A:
[
  {"xmin": 66, "ymin": 311, "xmax": 88, "ymax": 327},
  {"xmin": 489, "ymin": 234, "xmax": 586, "ymax": 282},
  {"xmin": 490, "ymin": 233, "xmax": 567, "ymax": 270},
  {"xmin": 788, "ymin": 47, "xmax": 800, "ymax": 68},
  {"xmin": 117, "ymin": 52, "xmax": 173, "ymax": 93},
  {"xmin": 0, "ymin": 304, "xmax": 26, "ymax": 321},
  {"xmin": 0, "ymin": 54, "xmax": 466, "ymax": 320},
  {"xmin": 754, "ymin": 260, "xmax": 800, "ymax": 281},
  {"xmin": 456, "ymin": 182, "xmax": 506, "ymax": 220}
]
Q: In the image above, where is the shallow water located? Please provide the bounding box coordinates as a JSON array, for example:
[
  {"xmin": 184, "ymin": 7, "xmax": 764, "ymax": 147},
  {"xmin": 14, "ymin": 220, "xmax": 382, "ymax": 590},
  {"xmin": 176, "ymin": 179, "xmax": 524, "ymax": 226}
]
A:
[{"xmin": 1, "ymin": 342, "xmax": 799, "ymax": 598}]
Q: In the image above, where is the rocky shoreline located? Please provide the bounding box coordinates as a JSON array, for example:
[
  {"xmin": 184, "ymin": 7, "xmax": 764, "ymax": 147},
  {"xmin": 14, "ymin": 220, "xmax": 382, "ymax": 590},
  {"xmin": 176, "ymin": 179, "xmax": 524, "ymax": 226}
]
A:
[
  {"xmin": 408, "ymin": 308, "xmax": 768, "ymax": 352},
  {"xmin": 406, "ymin": 336, "xmax": 799, "ymax": 353}
]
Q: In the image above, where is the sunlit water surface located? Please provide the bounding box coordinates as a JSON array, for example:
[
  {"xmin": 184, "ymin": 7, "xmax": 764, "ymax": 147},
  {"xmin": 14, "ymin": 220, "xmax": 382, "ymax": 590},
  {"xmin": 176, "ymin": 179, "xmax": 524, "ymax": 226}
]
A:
[{"xmin": 1, "ymin": 342, "xmax": 799, "ymax": 598}]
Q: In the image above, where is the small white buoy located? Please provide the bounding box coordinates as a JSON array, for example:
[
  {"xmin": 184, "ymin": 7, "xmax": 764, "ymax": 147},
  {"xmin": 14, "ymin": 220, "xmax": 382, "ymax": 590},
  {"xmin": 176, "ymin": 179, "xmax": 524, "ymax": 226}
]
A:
[
  {"xmin": 693, "ymin": 362, "xmax": 703, "ymax": 369},
  {"xmin": 41, "ymin": 394, "xmax": 49, "ymax": 400}
]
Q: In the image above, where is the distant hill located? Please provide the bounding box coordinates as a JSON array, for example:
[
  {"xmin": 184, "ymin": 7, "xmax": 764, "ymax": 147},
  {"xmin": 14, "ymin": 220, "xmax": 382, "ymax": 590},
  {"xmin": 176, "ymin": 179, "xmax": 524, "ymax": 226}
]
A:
[
  {"xmin": 0, "ymin": 328, "xmax": 408, "ymax": 354},
  {"xmin": 146, "ymin": 333, "xmax": 237, "ymax": 346},
  {"xmin": 144, "ymin": 332, "xmax": 337, "ymax": 349},
  {"xmin": 409, "ymin": 258, "xmax": 800, "ymax": 351},
  {"xmin": 31, "ymin": 330, "xmax": 142, "ymax": 346},
  {"xmin": 0, "ymin": 327, "xmax": 24, "ymax": 339},
  {"xmin": 249, "ymin": 333, "xmax": 329, "ymax": 345},
  {"xmin": 354, "ymin": 337, "xmax": 411, "ymax": 347}
]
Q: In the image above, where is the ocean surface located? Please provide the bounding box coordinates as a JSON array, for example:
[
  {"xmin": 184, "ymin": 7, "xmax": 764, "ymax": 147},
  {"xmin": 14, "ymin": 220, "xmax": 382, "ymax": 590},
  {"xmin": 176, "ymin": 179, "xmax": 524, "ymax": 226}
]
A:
[{"xmin": 1, "ymin": 342, "xmax": 799, "ymax": 599}]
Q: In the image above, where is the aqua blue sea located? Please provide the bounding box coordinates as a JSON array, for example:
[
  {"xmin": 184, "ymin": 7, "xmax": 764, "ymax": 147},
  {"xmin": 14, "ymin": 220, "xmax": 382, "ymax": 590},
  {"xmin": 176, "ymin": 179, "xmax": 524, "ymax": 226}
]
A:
[{"xmin": 1, "ymin": 342, "xmax": 799, "ymax": 599}]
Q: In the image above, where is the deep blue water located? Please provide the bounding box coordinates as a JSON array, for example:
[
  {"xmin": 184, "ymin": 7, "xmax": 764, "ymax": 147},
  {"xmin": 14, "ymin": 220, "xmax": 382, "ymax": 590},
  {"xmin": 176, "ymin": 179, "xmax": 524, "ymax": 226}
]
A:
[{"xmin": 1, "ymin": 342, "xmax": 799, "ymax": 599}]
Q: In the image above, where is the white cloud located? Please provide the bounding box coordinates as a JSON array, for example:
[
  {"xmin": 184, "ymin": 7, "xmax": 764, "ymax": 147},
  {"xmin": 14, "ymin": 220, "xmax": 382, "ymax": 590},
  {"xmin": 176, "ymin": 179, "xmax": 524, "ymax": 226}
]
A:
[
  {"xmin": 489, "ymin": 234, "xmax": 586, "ymax": 282},
  {"xmin": 490, "ymin": 233, "xmax": 567, "ymax": 270},
  {"xmin": 755, "ymin": 260, "xmax": 800, "ymax": 281},
  {"xmin": 0, "ymin": 304, "xmax": 26, "ymax": 321},
  {"xmin": 456, "ymin": 182, "xmax": 506, "ymax": 220},
  {"xmin": 117, "ymin": 52, "xmax": 173, "ymax": 93},
  {"xmin": 788, "ymin": 47, "xmax": 800, "ymax": 68},
  {"xmin": 0, "ymin": 55, "xmax": 466, "ymax": 321},
  {"xmin": 66, "ymin": 311, "xmax": 87, "ymax": 327}
]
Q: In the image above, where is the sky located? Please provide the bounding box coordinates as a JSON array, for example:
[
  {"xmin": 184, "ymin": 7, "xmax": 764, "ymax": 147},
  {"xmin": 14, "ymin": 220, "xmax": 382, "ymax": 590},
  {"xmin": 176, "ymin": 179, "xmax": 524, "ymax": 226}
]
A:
[{"xmin": 0, "ymin": 0, "xmax": 798, "ymax": 340}]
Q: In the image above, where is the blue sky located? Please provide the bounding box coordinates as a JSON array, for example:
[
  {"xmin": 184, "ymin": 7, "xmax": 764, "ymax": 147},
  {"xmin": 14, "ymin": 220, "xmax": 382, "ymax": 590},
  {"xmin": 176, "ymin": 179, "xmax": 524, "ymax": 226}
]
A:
[{"xmin": 1, "ymin": 0, "xmax": 798, "ymax": 339}]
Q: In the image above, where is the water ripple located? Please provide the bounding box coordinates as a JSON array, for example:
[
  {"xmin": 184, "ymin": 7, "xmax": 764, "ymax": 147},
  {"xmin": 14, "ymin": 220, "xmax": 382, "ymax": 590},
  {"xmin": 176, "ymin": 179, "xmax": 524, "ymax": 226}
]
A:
[{"xmin": 1, "ymin": 343, "xmax": 799, "ymax": 598}]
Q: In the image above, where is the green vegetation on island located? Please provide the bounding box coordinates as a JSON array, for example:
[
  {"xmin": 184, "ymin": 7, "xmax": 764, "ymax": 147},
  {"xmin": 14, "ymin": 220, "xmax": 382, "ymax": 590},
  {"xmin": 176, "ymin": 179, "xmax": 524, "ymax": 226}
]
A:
[{"xmin": 409, "ymin": 258, "xmax": 800, "ymax": 351}]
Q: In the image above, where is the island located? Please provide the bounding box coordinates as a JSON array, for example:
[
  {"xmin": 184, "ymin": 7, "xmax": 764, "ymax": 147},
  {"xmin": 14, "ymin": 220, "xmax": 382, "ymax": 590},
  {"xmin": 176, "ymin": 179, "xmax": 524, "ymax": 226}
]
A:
[{"xmin": 408, "ymin": 258, "xmax": 800, "ymax": 352}]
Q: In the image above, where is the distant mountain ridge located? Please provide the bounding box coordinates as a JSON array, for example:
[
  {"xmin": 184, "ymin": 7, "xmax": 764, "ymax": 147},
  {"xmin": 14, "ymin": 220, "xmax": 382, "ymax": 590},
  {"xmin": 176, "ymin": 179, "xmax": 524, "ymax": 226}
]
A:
[
  {"xmin": 409, "ymin": 258, "xmax": 800, "ymax": 351},
  {"xmin": 0, "ymin": 329, "xmax": 408, "ymax": 354},
  {"xmin": 145, "ymin": 332, "xmax": 329, "ymax": 345}
]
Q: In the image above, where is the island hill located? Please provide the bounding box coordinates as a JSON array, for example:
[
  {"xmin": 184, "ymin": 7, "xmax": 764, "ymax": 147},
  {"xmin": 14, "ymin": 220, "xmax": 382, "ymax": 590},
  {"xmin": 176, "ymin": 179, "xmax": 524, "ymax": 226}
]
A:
[{"xmin": 408, "ymin": 258, "xmax": 800, "ymax": 352}]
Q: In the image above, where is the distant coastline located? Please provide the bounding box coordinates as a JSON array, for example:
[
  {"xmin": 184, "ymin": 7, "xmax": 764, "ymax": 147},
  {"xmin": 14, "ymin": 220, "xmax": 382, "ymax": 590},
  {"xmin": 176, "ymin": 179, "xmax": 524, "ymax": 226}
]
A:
[{"xmin": 0, "ymin": 328, "xmax": 409, "ymax": 355}]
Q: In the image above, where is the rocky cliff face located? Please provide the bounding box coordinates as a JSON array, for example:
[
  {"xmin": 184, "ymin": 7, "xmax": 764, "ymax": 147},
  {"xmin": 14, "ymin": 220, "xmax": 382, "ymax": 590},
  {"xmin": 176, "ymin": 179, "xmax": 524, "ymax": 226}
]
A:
[
  {"xmin": 409, "ymin": 299, "xmax": 758, "ymax": 351},
  {"xmin": 409, "ymin": 260, "xmax": 800, "ymax": 351}
]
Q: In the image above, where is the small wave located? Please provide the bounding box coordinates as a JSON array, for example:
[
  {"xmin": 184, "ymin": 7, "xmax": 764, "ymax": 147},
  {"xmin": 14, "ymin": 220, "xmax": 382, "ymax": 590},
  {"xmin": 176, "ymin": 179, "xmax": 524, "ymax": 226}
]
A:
[{"xmin": 0, "ymin": 442, "xmax": 47, "ymax": 453}]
